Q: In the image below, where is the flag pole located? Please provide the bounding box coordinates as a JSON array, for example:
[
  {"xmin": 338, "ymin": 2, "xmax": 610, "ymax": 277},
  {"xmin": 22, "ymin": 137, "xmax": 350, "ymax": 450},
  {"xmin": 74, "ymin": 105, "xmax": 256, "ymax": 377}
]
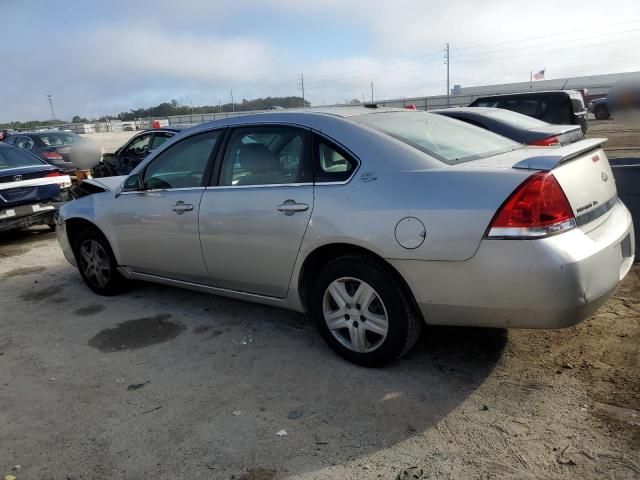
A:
[{"xmin": 530, "ymin": 71, "xmax": 533, "ymax": 91}]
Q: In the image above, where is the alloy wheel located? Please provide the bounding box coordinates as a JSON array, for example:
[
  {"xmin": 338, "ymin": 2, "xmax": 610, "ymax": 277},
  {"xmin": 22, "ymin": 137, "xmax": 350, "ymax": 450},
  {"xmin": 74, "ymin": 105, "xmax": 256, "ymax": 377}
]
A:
[
  {"xmin": 79, "ymin": 239, "xmax": 111, "ymax": 288},
  {"xmin": 322, "ymin": 277, "xmax": 389, "ymax": 353}
]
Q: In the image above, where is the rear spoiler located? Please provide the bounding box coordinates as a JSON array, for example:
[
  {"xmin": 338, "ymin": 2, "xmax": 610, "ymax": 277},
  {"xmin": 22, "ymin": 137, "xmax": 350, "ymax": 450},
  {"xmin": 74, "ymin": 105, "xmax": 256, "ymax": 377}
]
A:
[{"xmin": 513, "ymin": 138, "xmax": 607, "ymax": 171}]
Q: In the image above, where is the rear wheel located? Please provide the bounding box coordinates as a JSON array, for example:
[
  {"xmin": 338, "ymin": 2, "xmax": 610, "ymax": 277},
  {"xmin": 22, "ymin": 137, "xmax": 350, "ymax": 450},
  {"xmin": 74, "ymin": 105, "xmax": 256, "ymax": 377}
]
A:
[
  {"xmin": 73, "ymin": 229, "xmax": 128, "ymax": 295},
  {"xmin": 311, "ymin": 255, "xmax": 422, "ymax": 367}
]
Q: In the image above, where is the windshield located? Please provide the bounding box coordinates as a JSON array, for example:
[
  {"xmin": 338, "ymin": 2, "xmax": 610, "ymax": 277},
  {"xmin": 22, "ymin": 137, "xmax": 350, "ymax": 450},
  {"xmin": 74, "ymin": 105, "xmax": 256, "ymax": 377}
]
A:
[
  {"xmin": 482, "ymin": 108, "xmax": 549, "ymax": 128},
  {"xmin": 355, "ymin": 112, "xmax": 521, "ymax": 164},
  {"xmin": 38, "ymin": 133, "xmax": 77, "ymax": 146},
  {"xmin": 0, "ymin": 146, "xmax": 45, "ymax": 169}
]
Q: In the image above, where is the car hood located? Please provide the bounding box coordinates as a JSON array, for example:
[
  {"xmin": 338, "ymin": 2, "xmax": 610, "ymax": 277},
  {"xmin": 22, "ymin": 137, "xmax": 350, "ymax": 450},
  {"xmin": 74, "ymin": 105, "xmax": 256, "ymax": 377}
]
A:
[{"xmin": 84, "ymin": 175, "xmax": 126, "ymax": 191}]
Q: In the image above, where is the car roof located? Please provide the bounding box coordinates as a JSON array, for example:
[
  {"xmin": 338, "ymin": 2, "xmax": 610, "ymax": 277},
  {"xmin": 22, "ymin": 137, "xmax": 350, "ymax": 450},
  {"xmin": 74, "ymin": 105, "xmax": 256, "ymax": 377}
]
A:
[
  {"xmin": 431, "ymin": 107, "xmax": 499, "ymax": 114},
  {"xmin": 473, "ymin": 90, "xmax": 580, "ymax": 99}
]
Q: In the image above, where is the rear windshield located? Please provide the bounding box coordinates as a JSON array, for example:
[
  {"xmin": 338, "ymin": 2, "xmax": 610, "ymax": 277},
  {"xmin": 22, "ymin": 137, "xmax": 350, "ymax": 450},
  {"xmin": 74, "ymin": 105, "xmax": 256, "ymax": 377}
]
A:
[
  {"xmin": 482, "ymin": 108, "xmax": 549, "ymax": 128},
  {"xmin": 0, "ymin": 146, "xmax": 45, "ymax": 169},
  {"xmin": 38, "ymin": 133, "xmax": 77, "ymax": 146},
  {"xmin": 355, "ymin": 112, "xmax": 521, "ymax": 164}
]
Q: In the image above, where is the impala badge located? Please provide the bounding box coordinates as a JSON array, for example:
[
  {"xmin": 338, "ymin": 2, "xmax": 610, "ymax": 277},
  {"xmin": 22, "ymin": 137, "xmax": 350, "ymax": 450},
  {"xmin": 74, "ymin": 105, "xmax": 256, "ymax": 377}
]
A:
[
  {"xmin": 13, "ymin": 175, "xmax": 22, "ymax": 182},
  {"xmin": 601, "ymin": 171, "xmax": 609, "ymax": 182}
]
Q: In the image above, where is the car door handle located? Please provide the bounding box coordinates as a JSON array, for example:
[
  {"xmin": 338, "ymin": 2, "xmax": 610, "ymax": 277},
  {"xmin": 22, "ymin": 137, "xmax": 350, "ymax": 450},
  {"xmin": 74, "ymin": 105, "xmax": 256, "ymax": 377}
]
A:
[
  {"xmin": 172, "ymin": 201, "xmax": 194, "ymax": 214},
  {"xmin": 277, "ymin": 200, "xmax": 309, "ymax": 215}
]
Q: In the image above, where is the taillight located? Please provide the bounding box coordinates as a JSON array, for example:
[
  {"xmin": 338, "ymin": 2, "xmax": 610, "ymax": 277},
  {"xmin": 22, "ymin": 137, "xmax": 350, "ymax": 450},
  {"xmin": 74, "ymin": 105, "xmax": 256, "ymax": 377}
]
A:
[
  {"xmin": 487, "ymin": 172, "xmax": 576, "ymax": 239},
  {"xmin": 45, "ymin": 171, "xmax": 63, "ymax": 177},
  {"xmin": 529, "ymin": 136, "xmax": 560, "ymax": 147},
  {"xmin": 41, "ymin": 151, "xmax": 64, "ymax": 161}
]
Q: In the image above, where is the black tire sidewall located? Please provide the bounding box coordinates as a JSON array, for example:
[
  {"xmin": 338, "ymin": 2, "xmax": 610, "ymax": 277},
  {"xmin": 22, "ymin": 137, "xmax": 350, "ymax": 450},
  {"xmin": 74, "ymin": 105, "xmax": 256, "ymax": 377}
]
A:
[
  {"xmin": 73, "ymin": 229, "xmax": 124, "ymax": 296},
  {"xmin": 311, "ymin": 256, "xmax": 417, "ymax": 367}
]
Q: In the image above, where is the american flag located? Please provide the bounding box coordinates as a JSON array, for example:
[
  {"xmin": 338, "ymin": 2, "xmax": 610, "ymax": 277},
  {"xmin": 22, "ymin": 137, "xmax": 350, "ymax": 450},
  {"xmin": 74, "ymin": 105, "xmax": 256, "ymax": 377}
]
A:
[{"xmin": 533, "ymin": 69, "xmax": 545, "ymax": 80}]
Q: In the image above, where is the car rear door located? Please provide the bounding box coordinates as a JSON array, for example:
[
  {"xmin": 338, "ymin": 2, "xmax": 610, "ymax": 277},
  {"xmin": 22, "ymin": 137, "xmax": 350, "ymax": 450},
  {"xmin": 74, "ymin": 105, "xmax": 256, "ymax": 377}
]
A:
[
  {"xmin": 111, "ymin": 129, "xmax": 222, "ymax": 283},
  {"xmin": 199, "ymin": 125, "xmax": 314, "ymax": 298}
]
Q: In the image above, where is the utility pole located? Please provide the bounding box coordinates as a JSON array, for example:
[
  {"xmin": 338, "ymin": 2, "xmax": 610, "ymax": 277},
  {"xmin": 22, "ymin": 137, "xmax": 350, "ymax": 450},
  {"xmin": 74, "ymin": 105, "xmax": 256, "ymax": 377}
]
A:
[
  {"xmin": 230, "ymin": 90, "xmax": 234, "ymax": 112},
  {"xmin": 47, "ymin": 93, "xmax": 56, "ymax": 120},
  {"xmin": 218, "ymin": 99, "xmax": 221, "ymax": 112},
  {"xmin": 298, "ymin": 74, "xmax": 305, "ymax": 107},
  {"xmin": 444, "ymin": 43, "xmax": 450, "ymax": 106},
  {"xmin": 371, "ymin": 81, "xmax": 374, "ymax": 102}
]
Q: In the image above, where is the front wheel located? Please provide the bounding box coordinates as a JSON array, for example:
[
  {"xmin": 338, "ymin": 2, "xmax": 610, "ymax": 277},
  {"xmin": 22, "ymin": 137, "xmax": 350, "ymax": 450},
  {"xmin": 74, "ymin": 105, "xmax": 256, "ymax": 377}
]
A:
[
  {"xmin": 311, "ymin": 255, "xmax": 422, "ymax": 367},
  {"xmin": 73, "ymin": 229, "xmax": 128, "ymax": 295},
  {"xmin": 595, "ymin": 107, "xmax": 609, "ymax": 120}
]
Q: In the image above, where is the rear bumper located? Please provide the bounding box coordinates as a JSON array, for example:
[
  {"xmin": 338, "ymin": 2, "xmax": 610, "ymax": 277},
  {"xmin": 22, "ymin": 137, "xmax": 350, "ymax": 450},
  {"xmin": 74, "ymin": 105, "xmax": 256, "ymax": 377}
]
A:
[
  {"xmin": 0, "ymin": 202, "xmax": 58, "ymax": 232},
  {"xmin": 390, "ymin": 199, "xmax": 634, "ymax": 329}
]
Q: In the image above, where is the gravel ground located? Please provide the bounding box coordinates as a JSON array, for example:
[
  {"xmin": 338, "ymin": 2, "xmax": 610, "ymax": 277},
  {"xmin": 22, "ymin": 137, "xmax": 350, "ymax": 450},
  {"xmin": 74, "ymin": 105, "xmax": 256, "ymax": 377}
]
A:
[{"xmin": 0, "ymin": 120, "xmax": 638, "ymax": 480}]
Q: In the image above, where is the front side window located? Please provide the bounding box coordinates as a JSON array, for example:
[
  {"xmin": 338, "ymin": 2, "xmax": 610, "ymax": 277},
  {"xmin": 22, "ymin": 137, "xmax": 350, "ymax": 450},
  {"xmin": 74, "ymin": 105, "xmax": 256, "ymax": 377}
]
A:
[
  {"xmin": 142, "ymin": 130, "xmax": 220, "ymax": 190},
  {"xmin": 219, "ymin": 126, "xmax": 309, "ymax": 186},
  {"xmin": 123, "ymin": 134, "xmax": 151, "ymax": 157},
  {"xmin": 316, "ymin": 140, "xmax": 358, "ymax": 182},
  {"xmin": 39, "ymin": 133, "xmax": 76, "ymax": 146}
]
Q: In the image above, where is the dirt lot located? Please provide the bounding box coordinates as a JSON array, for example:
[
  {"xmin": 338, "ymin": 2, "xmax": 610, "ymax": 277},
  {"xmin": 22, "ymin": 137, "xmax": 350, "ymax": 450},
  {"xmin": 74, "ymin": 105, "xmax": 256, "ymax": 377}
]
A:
[
  {"xmin": 0, "ymin": 121, "xmax": 639, "ymax": 480},
  {"xmin": 587, "ymin": 119, "xmax": 640, "ymax": 159}
]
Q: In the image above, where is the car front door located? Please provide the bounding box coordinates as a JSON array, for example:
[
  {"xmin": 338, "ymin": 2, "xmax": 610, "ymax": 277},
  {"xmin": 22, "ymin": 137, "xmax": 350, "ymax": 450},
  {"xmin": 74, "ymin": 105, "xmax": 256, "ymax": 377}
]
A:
[
  {"xmin": 111, "ymin": 129, "xmax": 222, "ymax": 283},
  {"xmin": 199, "ymin": 125, "xmax": 314, "ymax": 298}
]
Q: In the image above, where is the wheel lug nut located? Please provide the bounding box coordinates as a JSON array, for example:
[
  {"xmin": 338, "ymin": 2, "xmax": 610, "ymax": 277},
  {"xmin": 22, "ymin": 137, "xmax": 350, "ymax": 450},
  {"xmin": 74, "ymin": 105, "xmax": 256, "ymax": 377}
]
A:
[
  {"xmin": 360, "ymin": 315, "xmax": 366, "ymax": 321},
  {"xmin": 356, "ymin": 304, "xmax": 361, "ymax": 310},
  {"xmin": 353, "ymin": 321, "xmax": 358, "ymax": 328},
  {"xmin": 344, "ymin": 314, "xmax": 350, "ymax": 320}
]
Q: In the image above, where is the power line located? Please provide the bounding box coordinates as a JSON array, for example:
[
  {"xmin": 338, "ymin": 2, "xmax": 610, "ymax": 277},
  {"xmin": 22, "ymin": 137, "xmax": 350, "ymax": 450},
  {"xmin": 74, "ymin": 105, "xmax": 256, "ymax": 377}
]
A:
[
  {"xmin": 454, "ymin": 18, "xmax": 640, "ymax": 50},
  {"xmin": 452, "ymin": 28, "xmax": 640, "ymax": 58}
]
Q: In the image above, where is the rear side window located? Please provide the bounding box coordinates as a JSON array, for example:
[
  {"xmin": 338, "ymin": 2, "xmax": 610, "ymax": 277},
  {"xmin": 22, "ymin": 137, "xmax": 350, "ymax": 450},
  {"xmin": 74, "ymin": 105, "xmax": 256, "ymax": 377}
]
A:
[
  {"xmin": 355, "ymin": 112, "xmax": 520, "ymax": 165},
  {"xmin": 0, "ymin": 146, "xmax": 45, "ymax": 169},
  {"xmin": 315, "ymin": 139, "xmax": 358, "ymax": 182},
  {"xmin": 15, "ymin": 136, "xmax": 35, "ymax": 150},
  {"xmin": 219, "ymin": 126, "xmax": 310, "ymax": 186},
  {"xmin": 39, "ymin": 133, "xmax": 76, "ymax": 146}
]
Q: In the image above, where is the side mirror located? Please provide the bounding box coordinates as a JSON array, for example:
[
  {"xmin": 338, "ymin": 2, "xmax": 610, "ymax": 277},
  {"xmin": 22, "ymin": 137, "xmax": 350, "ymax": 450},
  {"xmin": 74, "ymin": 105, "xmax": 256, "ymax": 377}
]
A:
[{"xmin": 122, "ymin": 173, "xmax": 143, "ymax": 192}]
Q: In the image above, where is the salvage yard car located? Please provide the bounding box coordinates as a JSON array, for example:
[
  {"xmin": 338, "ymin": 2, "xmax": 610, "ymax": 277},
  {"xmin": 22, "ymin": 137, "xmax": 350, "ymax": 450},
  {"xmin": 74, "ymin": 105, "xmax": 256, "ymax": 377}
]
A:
[
  {"xmin": 0, "ymin": 142, "xmax": 71, "ymax": 232},
  {"xmin": 4, "ymin": 131, "xmax": 80, "ymax": 173},
  {"xmin": 432, "ymin": 107, "xmax": 584, "ymax": 146},
  {"xmin": 469, "ymin": 90, "xmax": 589, "ymax": 134},
  {"xmin": 56, "ymin": 107, "xmax": 635, "ymax": 366},
  {"xmin": 93, "ymin": 126, "xmax": 187, "ymax": 177}
]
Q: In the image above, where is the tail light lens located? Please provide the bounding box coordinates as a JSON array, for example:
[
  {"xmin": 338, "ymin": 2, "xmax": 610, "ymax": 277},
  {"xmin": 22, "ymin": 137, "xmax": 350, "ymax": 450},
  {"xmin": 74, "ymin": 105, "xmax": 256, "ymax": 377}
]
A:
[
  {"xmin": 529, "ymin": 136, "xmax": 560, "ymax": 147},
  {"xmin": 487, "ymin": 172, "xmax": 576, "ymax": 239},
  {"xmin": 42, "ymin": 151, "xmax": 64, "ymax": 161},
  {"xmin": 45, "ymin": 171, "xmax": 63, "ymax": 177}
]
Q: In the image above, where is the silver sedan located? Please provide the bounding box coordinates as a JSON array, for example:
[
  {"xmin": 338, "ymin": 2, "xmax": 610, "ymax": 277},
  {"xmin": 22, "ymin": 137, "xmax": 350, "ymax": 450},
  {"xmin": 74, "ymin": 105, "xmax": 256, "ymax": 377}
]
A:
[{"xmin": 57, "ymin": 107, "xmax": 635, "ymax": 366}]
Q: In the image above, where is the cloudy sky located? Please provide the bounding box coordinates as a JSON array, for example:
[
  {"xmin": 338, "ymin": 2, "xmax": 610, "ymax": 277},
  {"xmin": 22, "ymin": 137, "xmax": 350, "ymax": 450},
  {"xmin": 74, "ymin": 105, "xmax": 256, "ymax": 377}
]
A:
[{"xmin": 1, "ymin": 0, "xmax": 640, "ymax": 122}]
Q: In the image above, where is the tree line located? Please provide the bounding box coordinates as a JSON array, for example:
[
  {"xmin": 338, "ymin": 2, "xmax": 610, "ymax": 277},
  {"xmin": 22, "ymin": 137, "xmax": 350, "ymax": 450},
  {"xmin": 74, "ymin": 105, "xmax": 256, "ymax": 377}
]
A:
[{"xmin": 0, "ymin": 96, "xmax": 310, "ymax": 129}]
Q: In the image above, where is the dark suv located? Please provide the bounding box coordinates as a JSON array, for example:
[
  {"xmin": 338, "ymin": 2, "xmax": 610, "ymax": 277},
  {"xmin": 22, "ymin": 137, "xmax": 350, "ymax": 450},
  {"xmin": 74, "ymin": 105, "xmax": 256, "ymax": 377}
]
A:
[{"xmin": 469, "ymin": 90, "xmax": 588, "ymax": 133}]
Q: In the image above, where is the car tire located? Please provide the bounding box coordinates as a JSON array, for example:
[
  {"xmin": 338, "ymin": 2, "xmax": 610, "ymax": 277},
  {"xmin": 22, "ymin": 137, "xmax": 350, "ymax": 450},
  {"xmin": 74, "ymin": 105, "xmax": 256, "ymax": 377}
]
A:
[
  {"xmin": 311, "ymin": 255, "xmax": 422, "ymax": 367},
  {"xmin": 595, "ymin": 107, "xmax": 609, "ymax": 120},
  {"xmin": 73, "ymin": 228, "xmax": 128, "ymax": 296}
]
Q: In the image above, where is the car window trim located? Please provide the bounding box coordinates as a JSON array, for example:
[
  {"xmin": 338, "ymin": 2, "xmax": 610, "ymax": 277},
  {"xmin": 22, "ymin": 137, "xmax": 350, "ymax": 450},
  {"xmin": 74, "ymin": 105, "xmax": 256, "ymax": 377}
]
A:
[
  {"xmin": 134, "ymin": 128, "xmax": 225, "ymax": 192},
  {"xmin": 208, "ymin": 124, "xmax": 313, "ymax": 188},
  {"xmin": 311, "ymin": 130, "xmax": 361, "ymax": 185}
]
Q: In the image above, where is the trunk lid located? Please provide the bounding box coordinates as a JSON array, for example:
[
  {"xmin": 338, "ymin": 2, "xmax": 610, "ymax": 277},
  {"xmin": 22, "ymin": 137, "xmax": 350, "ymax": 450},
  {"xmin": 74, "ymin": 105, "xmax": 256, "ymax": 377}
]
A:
[
  {"xmin": 528, "ymin": 125, "xmax": 583, "ymax": 145},
  {"xmin": 460, "ymin": 138, "xmax": 616, "ymax": 232}
]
